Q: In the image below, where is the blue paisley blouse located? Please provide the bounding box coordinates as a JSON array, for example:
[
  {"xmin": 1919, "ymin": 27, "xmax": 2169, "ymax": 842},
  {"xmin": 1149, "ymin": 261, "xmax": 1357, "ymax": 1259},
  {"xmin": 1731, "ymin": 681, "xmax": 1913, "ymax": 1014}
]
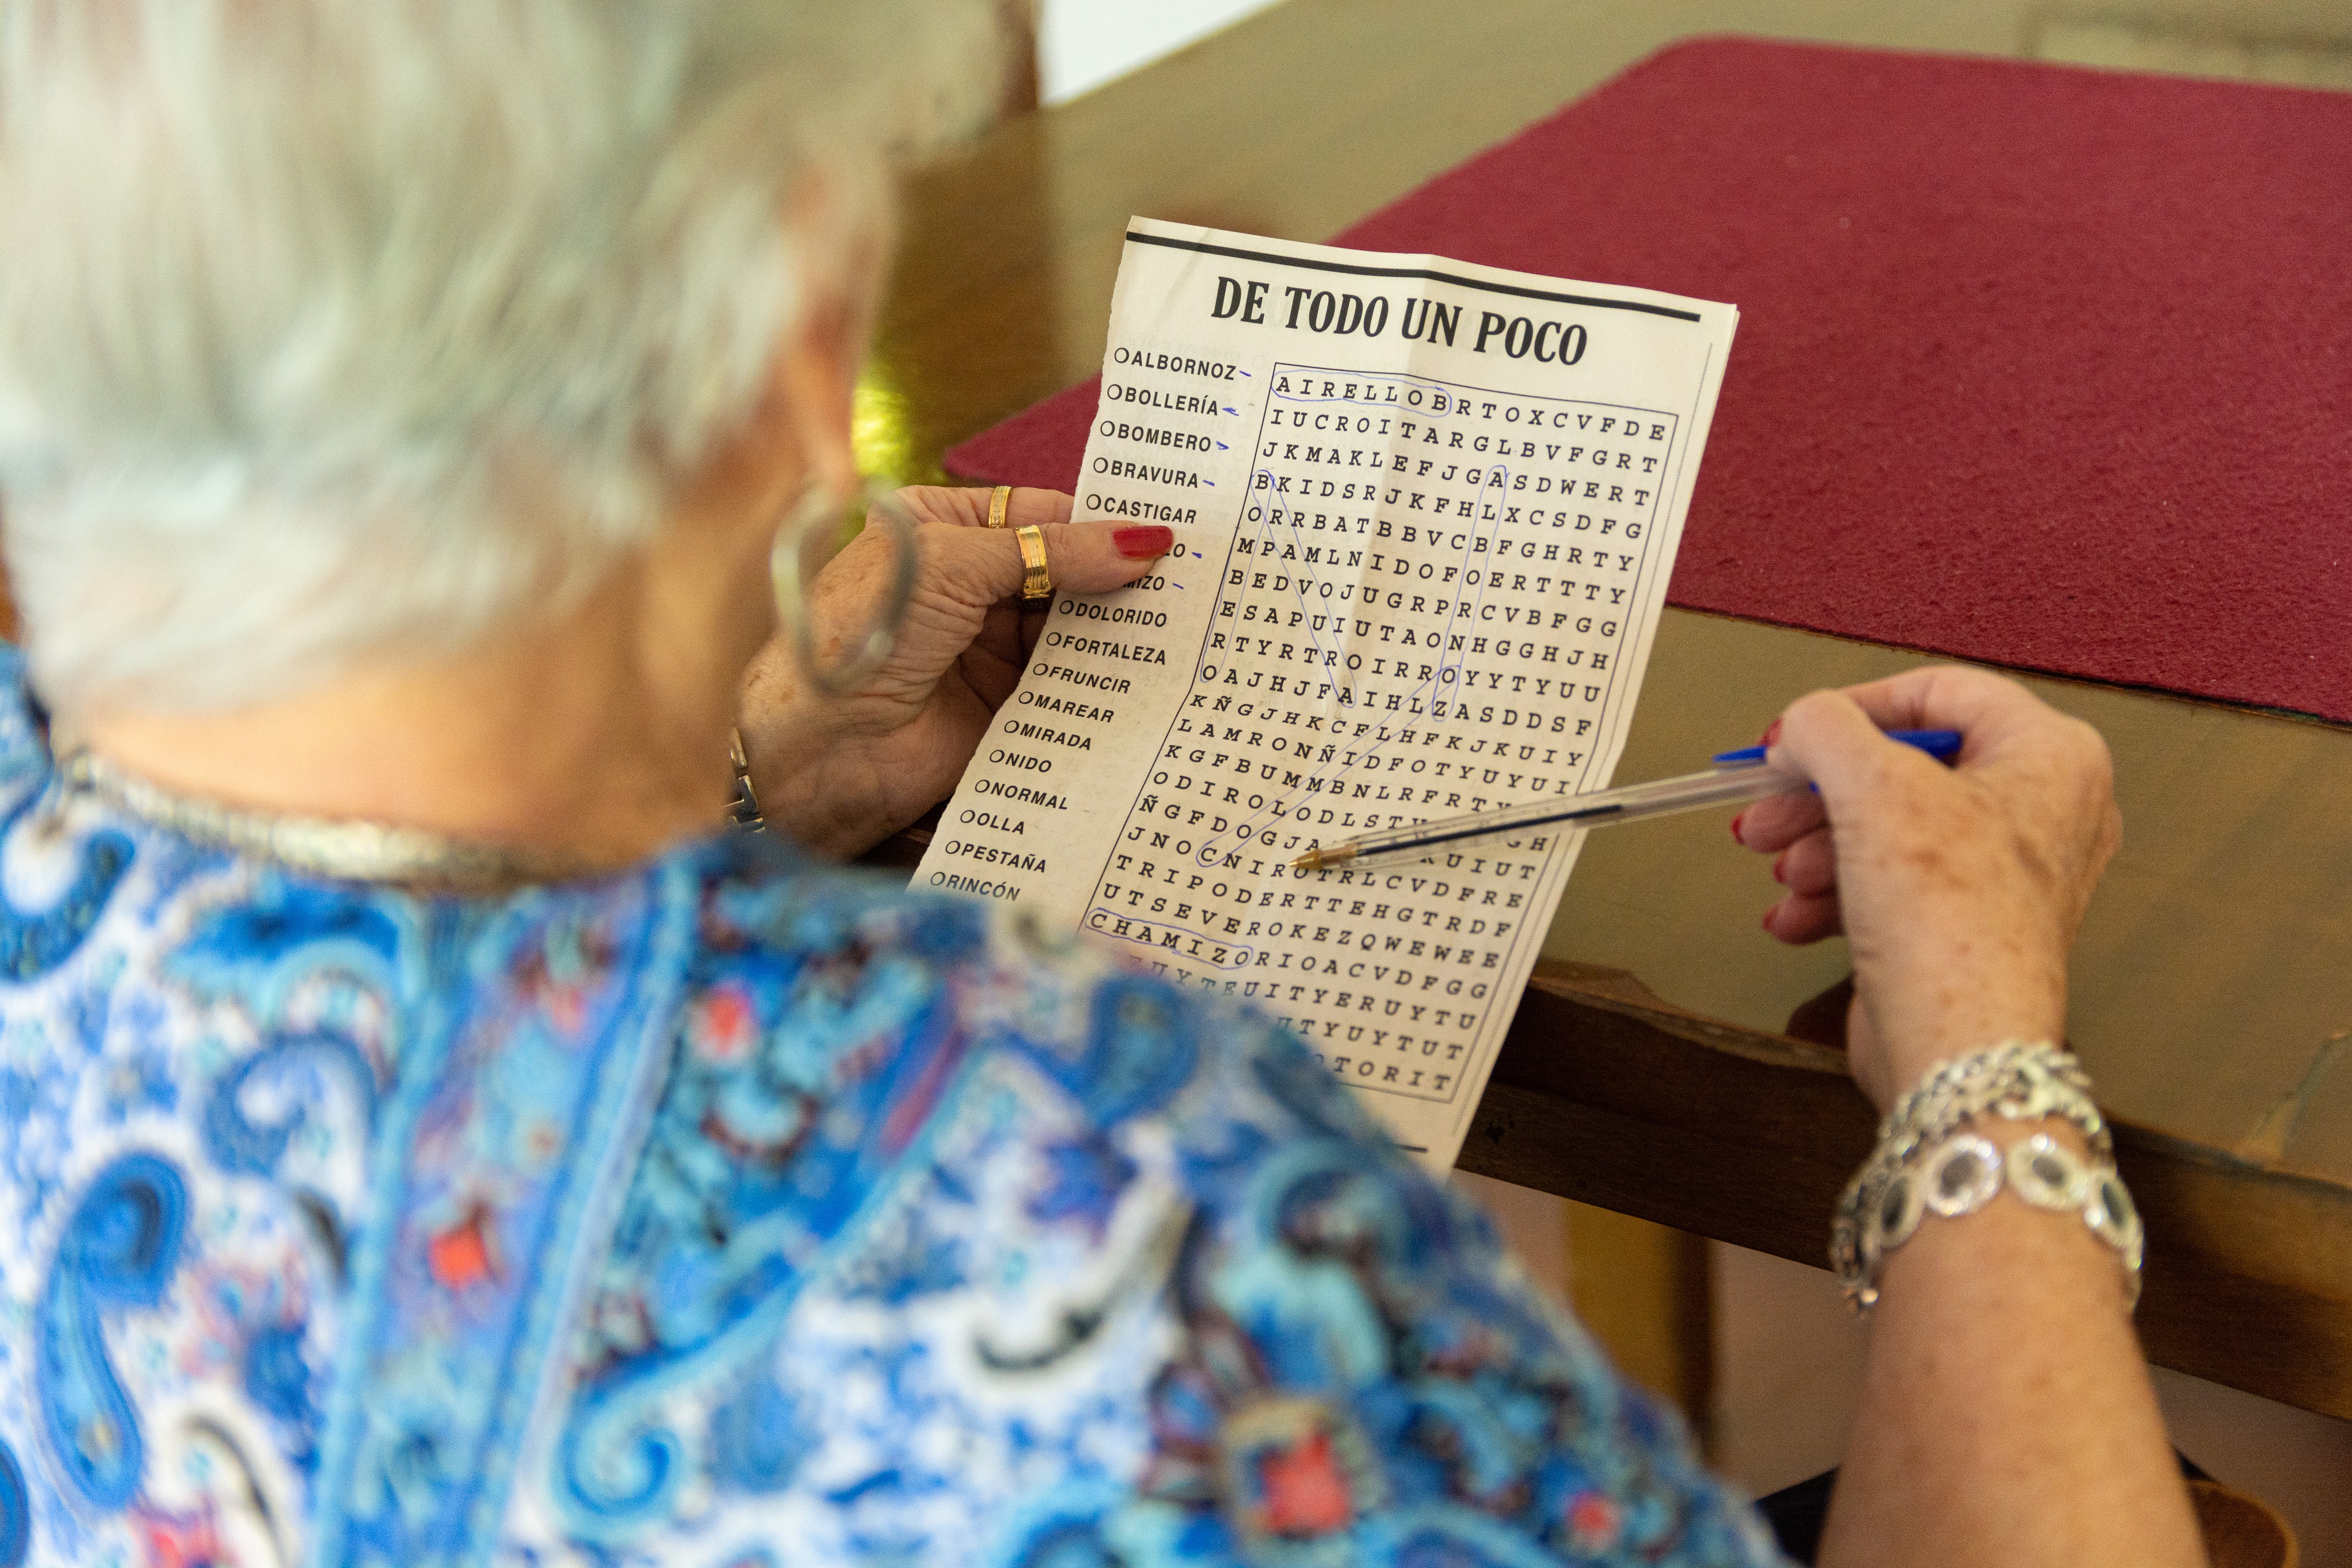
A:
[{"xmin": 0, "ymin": 647, "xmax": 1784, "ymax": 1568}]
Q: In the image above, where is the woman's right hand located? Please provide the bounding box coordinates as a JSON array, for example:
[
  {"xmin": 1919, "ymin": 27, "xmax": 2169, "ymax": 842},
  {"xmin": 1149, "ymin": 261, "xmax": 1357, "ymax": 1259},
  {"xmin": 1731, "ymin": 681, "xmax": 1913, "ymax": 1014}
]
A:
[
  {"xmin": 1731, "ymin": 666, "xmax": 2122, "ymax": 1111},
  {"xmin": 737, "ymin": 486, "xmax": 1168, "ymax": 859}
]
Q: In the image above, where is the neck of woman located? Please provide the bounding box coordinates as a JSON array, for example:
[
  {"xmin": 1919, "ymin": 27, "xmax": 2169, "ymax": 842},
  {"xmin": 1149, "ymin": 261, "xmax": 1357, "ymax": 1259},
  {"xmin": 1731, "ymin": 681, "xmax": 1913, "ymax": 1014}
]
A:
[{"xmin": 64, "ymin": 558, "xmax": 754, "ymax": 876}]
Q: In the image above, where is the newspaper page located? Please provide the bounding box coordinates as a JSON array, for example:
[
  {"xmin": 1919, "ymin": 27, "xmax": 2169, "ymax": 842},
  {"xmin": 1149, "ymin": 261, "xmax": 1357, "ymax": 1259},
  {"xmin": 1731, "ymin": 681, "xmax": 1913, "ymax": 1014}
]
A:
[{"xmin": 916, "ymin": 218, "xmax": 1737, "ymax": 1168}]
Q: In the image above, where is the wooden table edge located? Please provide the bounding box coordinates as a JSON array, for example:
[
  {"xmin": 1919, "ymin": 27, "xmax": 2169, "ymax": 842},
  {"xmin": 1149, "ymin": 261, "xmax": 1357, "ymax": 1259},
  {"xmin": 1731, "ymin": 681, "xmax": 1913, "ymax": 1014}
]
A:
[{"xmin": 1458, "ymin": 959, "xmax": 2352, "ymax": 1421}]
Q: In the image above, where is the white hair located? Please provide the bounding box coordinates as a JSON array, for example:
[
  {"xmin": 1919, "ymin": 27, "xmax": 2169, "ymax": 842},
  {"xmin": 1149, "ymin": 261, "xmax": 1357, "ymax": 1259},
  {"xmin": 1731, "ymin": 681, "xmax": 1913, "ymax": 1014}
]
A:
[{"xmin": 0, "ymin": 0, "xmax": 1000, "ymax": 713}]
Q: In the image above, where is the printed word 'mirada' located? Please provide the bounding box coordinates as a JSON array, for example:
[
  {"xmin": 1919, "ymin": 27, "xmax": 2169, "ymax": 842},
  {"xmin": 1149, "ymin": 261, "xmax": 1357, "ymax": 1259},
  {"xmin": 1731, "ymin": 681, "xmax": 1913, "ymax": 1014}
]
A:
[{"xmin": 1210, "ymin": 275, "xmax": 1587, "ymax": 365}]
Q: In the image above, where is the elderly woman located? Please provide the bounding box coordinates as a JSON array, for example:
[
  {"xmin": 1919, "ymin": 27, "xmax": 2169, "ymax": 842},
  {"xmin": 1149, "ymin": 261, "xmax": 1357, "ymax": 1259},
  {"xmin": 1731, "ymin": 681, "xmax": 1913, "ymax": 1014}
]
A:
[{"xmin": 0, "ymin": 4, "xmax": 2201, "ymax": 1566}]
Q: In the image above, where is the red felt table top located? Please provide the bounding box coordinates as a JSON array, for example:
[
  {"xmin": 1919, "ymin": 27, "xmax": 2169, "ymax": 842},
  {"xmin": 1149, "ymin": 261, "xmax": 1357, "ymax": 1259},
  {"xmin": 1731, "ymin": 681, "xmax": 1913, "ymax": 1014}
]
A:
[{"xmin": 946, "ymin": 37, "xmax": 2352, "ymax": 722}]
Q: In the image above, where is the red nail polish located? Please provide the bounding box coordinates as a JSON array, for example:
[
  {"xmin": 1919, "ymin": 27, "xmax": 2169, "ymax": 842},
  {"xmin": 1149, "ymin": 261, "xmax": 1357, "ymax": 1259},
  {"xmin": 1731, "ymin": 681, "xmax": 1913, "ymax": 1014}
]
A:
[
  {"xmin": 1114, "ymin": 525, "xmax": 1174, "ymax": 559},
  {"xmin": 1761, "ymin": 906, "xmax": 1779, "ymax": 934},
  {"xmin": 1729, "ymin": 811, "xmax": 1747, "ymax": 845},
  {"xmin": 1760, "ymin": 717, "xmax": 1783, "ymax": 748},
  {"xmin": 1771, "ymin": 851, "xmax": 1788, "ymax": 885}
]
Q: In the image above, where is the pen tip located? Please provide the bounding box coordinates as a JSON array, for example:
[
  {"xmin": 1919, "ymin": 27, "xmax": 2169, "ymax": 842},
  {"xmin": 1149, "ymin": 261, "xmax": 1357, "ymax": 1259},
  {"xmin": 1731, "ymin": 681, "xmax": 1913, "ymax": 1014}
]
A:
[{"xmin": 1293, "ymin": 848, "xmax": 1322, "ymax": 872}]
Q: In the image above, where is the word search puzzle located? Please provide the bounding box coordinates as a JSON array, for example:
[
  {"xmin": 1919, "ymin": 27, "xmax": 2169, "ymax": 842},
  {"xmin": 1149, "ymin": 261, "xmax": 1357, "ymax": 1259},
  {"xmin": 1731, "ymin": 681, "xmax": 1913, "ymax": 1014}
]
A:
[{"xmin": 916, "ymin": 220, "xmax": 1736, "ymax": 1166}]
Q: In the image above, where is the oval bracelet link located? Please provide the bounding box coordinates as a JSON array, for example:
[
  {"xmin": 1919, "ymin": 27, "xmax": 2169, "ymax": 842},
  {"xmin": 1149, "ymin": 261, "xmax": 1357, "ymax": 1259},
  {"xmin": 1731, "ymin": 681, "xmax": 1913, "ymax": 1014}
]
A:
[{"xmin": 1833, "ymin": 1041, "xmax": 2143, "ymax": 1314}]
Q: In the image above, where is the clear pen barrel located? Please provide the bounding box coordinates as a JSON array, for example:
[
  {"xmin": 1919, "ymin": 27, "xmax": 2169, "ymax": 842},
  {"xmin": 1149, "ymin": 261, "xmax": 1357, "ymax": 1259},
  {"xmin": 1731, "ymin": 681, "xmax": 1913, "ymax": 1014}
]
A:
[{"xmin": 1316, "ymin": 764, "xmax": 1799, "ymax": 870}]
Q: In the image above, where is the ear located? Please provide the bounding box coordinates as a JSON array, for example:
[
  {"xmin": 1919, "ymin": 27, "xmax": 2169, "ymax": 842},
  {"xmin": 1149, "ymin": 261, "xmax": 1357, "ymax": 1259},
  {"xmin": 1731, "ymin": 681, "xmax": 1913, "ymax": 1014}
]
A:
[
  {"xmin": 671, "ymin": 287, "xmax": 862, "ymax": 560},
  {"xmin": 672, "ymin": 178, "xmax": 886, "ymax": 548},
  {"xmin": 773, "ymin": 290, "xmax": 862, "ymax": 503},
  {"xmin": 768, "ymin": 170, "xmax": 890, "ymax": 503}
]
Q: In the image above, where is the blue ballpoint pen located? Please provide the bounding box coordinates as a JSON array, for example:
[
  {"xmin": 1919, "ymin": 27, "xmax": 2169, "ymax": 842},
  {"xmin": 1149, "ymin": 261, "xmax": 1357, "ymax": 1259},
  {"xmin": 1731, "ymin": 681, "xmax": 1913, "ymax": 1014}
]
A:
[{"xmin": 1291, "ymin": 729, "xmax": 1964, "ymax": 873}]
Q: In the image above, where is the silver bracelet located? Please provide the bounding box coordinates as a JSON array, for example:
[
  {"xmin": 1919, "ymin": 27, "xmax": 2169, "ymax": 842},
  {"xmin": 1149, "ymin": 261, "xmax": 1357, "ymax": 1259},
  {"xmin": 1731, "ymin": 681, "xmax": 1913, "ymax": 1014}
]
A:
[{"xmin": 1832, "ymin": 1042, "xmax": 2143, "ymax": 1314}]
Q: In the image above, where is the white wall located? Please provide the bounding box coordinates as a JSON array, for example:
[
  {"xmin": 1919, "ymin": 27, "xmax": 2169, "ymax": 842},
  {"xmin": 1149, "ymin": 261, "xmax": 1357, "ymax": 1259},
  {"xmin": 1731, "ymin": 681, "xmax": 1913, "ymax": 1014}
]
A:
[{"xmin": 1038, "ymin": 0, "xmax": 1288, "ymax": 105}]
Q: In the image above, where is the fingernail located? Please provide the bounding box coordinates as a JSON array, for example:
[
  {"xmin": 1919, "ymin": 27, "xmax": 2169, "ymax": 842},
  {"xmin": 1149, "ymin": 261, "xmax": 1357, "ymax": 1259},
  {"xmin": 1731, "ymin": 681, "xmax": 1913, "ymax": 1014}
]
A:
[
  {"xmin": 1761, "ymin": 906, "xmax": 1779, "ymax": 935},
  {"xmin": 1771, "ymin": 851, "xmax": 1788, "ymax": 885},
  {"xmin": 1729, "ymin": 811, "xmax": 1747, "ymax": 845},
  {"xmin": 1114, "ymin": 525, "xmax": 1174, "ymax": 559},
  {"xmin": 1760, "ymin": 717, "xmax": 1783, "ymax": 748}
]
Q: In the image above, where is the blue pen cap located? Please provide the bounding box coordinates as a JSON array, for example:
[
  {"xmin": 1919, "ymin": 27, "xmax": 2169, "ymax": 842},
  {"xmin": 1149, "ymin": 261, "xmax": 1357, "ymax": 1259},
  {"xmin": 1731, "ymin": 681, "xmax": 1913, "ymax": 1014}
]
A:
[{"xmin": 1710, "ymin": 728, "xmax": 1964, "ymax": 766}]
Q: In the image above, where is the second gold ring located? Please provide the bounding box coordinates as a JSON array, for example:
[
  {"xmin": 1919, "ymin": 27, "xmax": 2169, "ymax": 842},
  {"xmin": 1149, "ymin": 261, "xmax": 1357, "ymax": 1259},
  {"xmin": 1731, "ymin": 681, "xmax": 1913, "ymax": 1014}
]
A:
[{"xmin": 1015, "ymin": 524, "xmax": 1053, "ymax": 604}]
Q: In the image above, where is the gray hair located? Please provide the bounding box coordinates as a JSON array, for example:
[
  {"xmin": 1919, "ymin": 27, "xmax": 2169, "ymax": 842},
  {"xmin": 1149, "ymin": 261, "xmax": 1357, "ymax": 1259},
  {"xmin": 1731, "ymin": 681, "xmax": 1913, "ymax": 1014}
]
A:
[{"xmin": 0, "ymin": 0, "xmax": 999, "ymax": 713}]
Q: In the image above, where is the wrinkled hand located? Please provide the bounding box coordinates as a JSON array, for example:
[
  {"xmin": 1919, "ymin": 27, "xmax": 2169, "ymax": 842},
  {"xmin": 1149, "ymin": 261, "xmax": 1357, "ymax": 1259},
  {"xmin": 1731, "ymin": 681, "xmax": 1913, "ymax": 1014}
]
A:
[
  {"xmin": 1732, "ymin": 666, "xmax": 2121, "ymax": 1111},
  {"xmin": 739, "ymin": 486, "xmax": 1170, "ymax": 858}
]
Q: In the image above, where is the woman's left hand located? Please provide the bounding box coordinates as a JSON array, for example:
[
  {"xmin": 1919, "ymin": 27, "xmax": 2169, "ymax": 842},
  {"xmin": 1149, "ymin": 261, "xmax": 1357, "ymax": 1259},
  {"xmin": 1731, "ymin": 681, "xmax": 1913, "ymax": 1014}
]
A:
[{"xmin": 737, "ymin": 486, "xmax": 1171, "ymax": 857}]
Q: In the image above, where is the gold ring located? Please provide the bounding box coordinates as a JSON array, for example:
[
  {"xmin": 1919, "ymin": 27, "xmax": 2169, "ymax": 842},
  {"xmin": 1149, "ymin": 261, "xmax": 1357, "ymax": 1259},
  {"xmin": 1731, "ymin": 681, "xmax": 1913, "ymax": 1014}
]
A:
[
  {"xmin": 1015, "ymin": 523, "xmax": 1052, "ymax": 604},
  {"xmin": 986, "ymin": 485, "xmax": 1013, "ymax": 530}
]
